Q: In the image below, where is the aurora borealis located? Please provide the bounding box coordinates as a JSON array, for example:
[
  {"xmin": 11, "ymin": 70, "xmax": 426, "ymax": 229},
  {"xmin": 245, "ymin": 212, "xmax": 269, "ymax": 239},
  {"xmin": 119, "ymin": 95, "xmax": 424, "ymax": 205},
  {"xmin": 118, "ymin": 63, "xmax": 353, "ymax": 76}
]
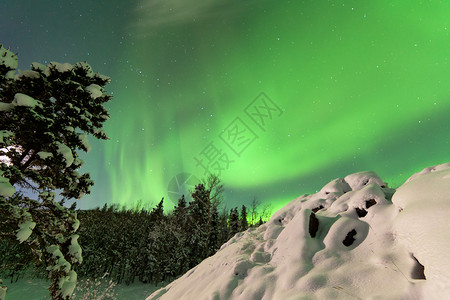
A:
[{"xmin": 1, "ymin": 1, "xmax": 449, "ymax": 212}]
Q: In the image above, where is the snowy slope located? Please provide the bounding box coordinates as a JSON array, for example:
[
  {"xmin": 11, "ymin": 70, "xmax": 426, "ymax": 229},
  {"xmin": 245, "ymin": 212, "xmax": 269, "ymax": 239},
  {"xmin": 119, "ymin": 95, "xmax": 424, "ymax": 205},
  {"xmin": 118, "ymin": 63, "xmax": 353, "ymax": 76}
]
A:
[{"xmin": 147, "ymin": 163, "xmax": 450, "ymax": 300}]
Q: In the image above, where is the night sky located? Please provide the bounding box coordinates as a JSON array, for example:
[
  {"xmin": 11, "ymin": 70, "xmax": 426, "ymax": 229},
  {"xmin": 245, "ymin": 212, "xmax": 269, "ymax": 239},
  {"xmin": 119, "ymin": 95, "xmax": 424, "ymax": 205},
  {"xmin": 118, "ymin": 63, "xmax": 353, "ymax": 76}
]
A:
[{"xmin": 1, "ymin": 1, "xmax": 449, "ymax": 212}]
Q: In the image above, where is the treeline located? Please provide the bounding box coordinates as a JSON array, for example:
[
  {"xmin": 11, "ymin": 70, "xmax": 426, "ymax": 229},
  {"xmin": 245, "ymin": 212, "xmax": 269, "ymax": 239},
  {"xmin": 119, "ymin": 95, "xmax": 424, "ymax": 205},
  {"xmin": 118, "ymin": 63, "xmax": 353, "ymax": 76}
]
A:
[
  {"xmin": 1, "ymin": 178, "xmax": 271, "ymax": 286},
  {"xmin": 75, "ymin": 183, "xmax": 267, "ymax": 285}
]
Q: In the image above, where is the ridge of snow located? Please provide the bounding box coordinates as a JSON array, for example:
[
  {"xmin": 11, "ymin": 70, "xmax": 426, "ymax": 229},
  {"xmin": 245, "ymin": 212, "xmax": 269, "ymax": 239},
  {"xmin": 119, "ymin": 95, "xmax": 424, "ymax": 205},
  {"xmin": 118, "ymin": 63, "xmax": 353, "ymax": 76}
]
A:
[{"xmin": 147, "ymin": 164, "xmax": 450, "ymax": 300}]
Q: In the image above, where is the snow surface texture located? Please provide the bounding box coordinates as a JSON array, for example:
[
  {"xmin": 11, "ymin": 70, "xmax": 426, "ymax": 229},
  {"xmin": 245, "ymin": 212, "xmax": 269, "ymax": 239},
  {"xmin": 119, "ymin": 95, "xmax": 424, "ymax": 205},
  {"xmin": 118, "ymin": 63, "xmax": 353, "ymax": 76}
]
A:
[{"xmin": 147, "ymin": 163, "xmax": 450, "ymax": 300}]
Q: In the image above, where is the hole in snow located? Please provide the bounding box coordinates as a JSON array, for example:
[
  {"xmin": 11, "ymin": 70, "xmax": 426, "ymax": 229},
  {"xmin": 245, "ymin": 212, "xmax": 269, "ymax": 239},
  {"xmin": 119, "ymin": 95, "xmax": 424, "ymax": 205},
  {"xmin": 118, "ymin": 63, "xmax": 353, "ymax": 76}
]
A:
[
  {"xmin": 342, "ymin": 229, "xmax": 357, "ymax": 246},
  {"xmin": 355, "ymin": 207, "xmax": 367, "ymax": 218},
  {"xmin": 312, "ymin": 205, "xmax": 324, "ymax": 213},
  {"xmin": 365, "ymin": 199, "xmax": 376, "ymax": 209},
  {"xmin": 411, "ymin": 254, "xmax": 426, "ymax": 280},
  {"xmin": 309, "ymin": 212, "xmax": 319, "ymax": 238}
]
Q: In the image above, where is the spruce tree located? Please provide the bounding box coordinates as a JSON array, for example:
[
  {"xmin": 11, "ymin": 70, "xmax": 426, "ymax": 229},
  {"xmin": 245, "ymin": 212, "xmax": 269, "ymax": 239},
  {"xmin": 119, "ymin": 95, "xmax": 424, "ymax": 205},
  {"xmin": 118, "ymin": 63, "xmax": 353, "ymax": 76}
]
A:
[
  {"xmin": 170, "ymin": 195, "xmax": 189, "ymax": 275},
  {"xmin": 0, "ymin": 45, "xmax": 111, "ymax": 299},
  {"xmin": 173, "ymin": 194, "xmax": 187, "ymax": 227},
  {"xmin": 187, "ymin": 184, "xmax": 210, "ymax": 268},
  {"xmin": 207, "ymin": 205, "xmax": 220, "ymax": 256},
  {"xmin": 151, "ymin": 198, "xmax": 164, "ymax": 222},
  {"xmin": 228, "ymin": 207, "xmax": 240, "ymax": 239},
  {"xmin": 240, "ymin": 205, "xmax": 248, "ymax": 231}
]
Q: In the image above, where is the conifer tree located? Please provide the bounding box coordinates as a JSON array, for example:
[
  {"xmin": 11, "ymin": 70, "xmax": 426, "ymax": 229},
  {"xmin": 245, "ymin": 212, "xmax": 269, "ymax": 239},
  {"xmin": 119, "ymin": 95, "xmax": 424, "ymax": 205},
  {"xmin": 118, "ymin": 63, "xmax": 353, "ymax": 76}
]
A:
[
  {"xmin": 173, "ymin": 194, "xmax": 187, "ymax": 227},
  {"xmin": 0, "ymin": 45, "xmax": 111, "ymax": 299},
  {"xmin": 170, "ymin": 195, "xmax": 189, "ymax": 275},
  {"xmin": 240, "ymin": 205, "xmax": 248, "ymax": 231},
  {"xmin": 228, "ymin": 207, "xmax": 240, "ymax": 239},
  {"xmin": 207, "ymin": 205, "xmax": 220, "ymax": 256},
  {"xmin": 151, "ymin": 198, "xmax": 164, "ymax": 222},
  {"xmin": 187, "ymin": 184, "xmax": 211, "ymax": 268},
  {"xmin": 258, "ymin": 216, "xmax": 264, "ymax": 226}
]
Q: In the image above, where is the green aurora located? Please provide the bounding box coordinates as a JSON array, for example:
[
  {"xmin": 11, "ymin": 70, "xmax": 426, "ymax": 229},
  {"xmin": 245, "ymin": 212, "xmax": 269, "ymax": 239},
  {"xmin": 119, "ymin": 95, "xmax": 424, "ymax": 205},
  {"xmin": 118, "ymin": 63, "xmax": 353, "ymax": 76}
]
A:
[{"xmin": 1, "ymin": 0, "xmax": 449, "ymax": 212}]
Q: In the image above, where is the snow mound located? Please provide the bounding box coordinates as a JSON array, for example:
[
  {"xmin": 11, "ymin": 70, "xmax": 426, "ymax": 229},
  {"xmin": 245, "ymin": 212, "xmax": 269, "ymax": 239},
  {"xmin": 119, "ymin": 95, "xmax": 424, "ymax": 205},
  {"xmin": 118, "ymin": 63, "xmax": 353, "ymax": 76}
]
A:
[{"xmin": 147, "ymin": 164, "xmax": 450, "ymax": 300}]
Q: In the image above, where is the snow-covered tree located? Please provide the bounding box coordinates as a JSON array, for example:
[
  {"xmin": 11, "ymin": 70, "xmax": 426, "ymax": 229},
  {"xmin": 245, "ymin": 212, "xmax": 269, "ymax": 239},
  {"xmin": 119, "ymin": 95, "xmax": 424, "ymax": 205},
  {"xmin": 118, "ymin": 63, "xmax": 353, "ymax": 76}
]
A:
[
  {"xmin": 187, "ymin": 184, "xmax": 211, "ymax": 268},
  {"xmin": 173, "ymin": 195, "xmax": 187, "ymax": 227},
  {"xmin": 0, "ymin": 44, "xmax": 111, "ymax": 299},
  {"xmin": 151, "ymin": 198, "xmax": 164, "ymax": 222}
]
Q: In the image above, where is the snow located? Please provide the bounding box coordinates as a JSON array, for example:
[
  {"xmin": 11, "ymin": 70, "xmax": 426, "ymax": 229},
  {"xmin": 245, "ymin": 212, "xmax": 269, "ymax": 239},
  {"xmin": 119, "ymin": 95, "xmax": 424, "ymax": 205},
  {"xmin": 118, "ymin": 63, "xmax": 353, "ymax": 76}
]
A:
[
  {"xmin": 0, "ymin": 285, "xmax": 5, "ymax": 300},
  {"xmin": 46, "ymin": 245, "xmax": 71, "ymax": 273},
  {"xmin": 0, "ymin": 45, "xmax": 18, "ymax": 79},
  {"xmin": 12, "ymin": 93, "xmax": 42, "ymax": 108},
  {"xmin": 74, "ymin": 62, "xmax": 94, "ymax": 77},
  {"xmin": 68, "ymin": 234, "xmax": 82, "ymax": 264},
  {"xmin": 0, "ymin": 102, "xmax": 13, "ymax": 111},
  {"xmin": 30, "ymin": 62, "xmax": 47, "ymax": 72},
  {"xmin": 147, "ymin": 163, "xmax": 450, "ymax": 300},
  {"xmin": 95, "ymin": 73, "xmax": 111, "ymax": 82},
  {"xmin": 0, "ymin": 130, "xmax": 13, "ymax": 144},
  {"xmin": 37, "ymin": 151, "xmax": 53, "ymax": 160},
  {"xmin": 55, "ymin": 142, "xmax": 74, "ymax": 167},
  {"xmin": 0, "ymin": 93, "xmax": 42, "ymax": 111},
  {"xmin": 72, "ymin": 218, "xmax": 80, "ymax": 231},
  {"xmin": 59, "ymin": 270, "xmax": 77, "ymax": 298},
  {"xmin": 78, "ymin": 133, "xmax": 92, "ymax": 152},
  {"xmin": 392, "ymin": 162, "xmax": 450, "ymax": 299},
  {"xmin": 0, "ymin": 171, "xmax": 15, "ymax": 197},
  {"xmin": 45, "ymin": 62, "xmax": 73, "ymax": 75},
  {"xmin": 16, "ymin": 70, "xmax": 40, "ymax": 79},
  {"xmin": 16, "ymin": 218, "xmax": 36, "ymax": 243},
  {"xmin": 85, "ymin": 84, "xmax": 103, "ymax": 99}
]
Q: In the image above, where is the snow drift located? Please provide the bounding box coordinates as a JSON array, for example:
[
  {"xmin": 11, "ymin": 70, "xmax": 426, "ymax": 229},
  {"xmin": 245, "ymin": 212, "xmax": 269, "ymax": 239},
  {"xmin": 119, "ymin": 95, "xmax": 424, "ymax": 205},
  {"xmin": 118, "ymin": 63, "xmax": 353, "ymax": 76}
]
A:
[{"xmin": 147, "ymin": 163, "xmax": 450, "ymax": 300}]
